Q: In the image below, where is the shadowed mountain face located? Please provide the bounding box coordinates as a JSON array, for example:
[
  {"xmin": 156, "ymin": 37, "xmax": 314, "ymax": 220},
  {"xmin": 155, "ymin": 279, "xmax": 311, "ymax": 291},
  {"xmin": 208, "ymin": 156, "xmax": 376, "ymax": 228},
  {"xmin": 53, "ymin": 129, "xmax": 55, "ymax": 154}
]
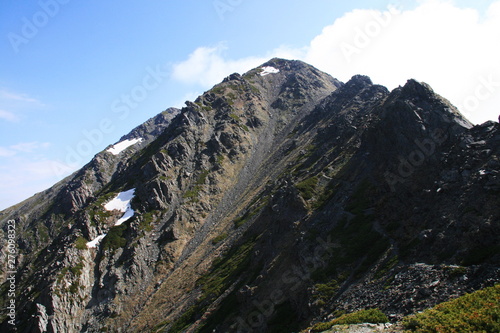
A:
[{"xmin": 0, "ymin": 59, "xmax": 498, "ymax": 333}]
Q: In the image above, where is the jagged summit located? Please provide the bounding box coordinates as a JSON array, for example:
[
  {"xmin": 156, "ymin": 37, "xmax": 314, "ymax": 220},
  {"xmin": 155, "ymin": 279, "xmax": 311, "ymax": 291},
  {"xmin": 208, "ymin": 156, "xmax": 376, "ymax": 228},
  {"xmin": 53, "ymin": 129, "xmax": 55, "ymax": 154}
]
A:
[
  {"xmin": 1, "ymin": 59, "xmax": 498, "ymax": 333},
  {"xmin": 347, "ymin": 74, "xmax": 373, "ymax": 85},
  {"xmin": 260, "ymin": 57, "xmax": 312, "ymax": 70},
  {"xmin": 401, "ymin": 78, "xmax": 433, "ymax": 94}
]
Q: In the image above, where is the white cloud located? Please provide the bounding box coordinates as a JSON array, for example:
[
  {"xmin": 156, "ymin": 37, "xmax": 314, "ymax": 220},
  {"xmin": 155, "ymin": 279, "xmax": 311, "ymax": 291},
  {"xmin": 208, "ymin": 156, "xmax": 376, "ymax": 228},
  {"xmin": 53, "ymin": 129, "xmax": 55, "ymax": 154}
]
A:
[
  {"xmin": 0, "ymin": 89, "xmax": 44, "ymax": 122},
  {"xmin": 171, "ymin": 43, "xmax": 265, "ymax": 87},
  {"xmin": 0, "ymin": 141, "xmax": 51, "ymax": 157},
  {"xmin": 10, "ymin": 141, "xmax": 50, "ymax": 153},
  {"xmin": 0, "ymin": 109, "xmax": 19, "ymax": 122},
  {"xmin": 173, "ymin": 91, "xmax": 202, "ymax": 108},
  {"xmin": 302, "ymin": 0, "xmax": 500, "ymax": 124},
  {"xmin": 0, "ymin": 141, "xmax": 65, "ymax": 210},
  {"xmin": 171, "ymin": 43, "xmax": 302, "ymax": 88},
  {"xmin": 0, "ymin": 147, "xmax": 16, "ymax": 157},
  {"xmin": 0, "ymin": 89, "xmax": 40, "ymax": 104},
  {"xmin": 172, "ymin": 0, "xmax": 500, "ymax": 124},
  {"xmin": 0, "ymin": 156, "xmax": 76, "ymax": 210}
]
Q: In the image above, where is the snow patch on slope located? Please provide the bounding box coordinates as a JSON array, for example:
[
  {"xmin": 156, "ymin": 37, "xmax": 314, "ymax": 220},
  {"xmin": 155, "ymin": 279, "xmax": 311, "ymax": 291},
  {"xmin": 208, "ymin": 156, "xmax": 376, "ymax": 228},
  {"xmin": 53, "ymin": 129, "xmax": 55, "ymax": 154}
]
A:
[
  {"xmin": 107, "ymin": 138, "xmax": 143, "ymax": 155},
  {"xmin": 260, "ymin": 66, "xmax": 280, "ymax": 76},
  {"xmin": 86, "ymin": 234, "xmax": 106, "ymax": 248},
  {"xmin": 86, "ymin": 189, "xmax": 136, "ymax": 249},
  {"xmin": 104, "ymin": 189, "xmax": 136, "ymax": 226}
]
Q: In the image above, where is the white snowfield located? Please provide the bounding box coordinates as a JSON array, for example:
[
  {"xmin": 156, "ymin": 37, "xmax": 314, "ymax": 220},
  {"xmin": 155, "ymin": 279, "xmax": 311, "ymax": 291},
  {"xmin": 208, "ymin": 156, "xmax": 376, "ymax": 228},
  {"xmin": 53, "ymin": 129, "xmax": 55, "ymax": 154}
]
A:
[
  {"xmin": 107, "ymin": 138, "xmax": 143, "ymax": 155},
  {"xmin": 104, "ymin": 189, "xmax": 136, "ymax": 226},
  {"xmin": 260, "ymin": 66, "xmax": 280, "ymax": 76},
  {"xmin": 86, "ymin": 188, "xmax": 136, "ymax": 248},
  {"xmin": 86, "ymin": 234, "xmax": 106, "ymax": 248}
]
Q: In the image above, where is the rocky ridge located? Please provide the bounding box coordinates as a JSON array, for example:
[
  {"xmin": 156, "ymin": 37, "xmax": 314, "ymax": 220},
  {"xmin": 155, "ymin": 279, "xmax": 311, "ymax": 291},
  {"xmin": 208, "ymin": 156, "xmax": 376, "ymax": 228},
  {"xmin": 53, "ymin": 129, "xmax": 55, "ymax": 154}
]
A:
[{"xmin": 0, "ymin": 59, "xmax": 498, "ymax": 332}]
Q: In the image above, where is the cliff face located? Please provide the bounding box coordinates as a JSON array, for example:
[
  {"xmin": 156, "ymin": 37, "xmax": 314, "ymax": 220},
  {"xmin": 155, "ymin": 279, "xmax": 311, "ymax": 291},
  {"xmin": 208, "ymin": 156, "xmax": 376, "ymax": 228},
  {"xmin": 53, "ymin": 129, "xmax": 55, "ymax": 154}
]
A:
[{"xmin": 0, "ymin": 59, "xmax": 498, "ymax": 333}]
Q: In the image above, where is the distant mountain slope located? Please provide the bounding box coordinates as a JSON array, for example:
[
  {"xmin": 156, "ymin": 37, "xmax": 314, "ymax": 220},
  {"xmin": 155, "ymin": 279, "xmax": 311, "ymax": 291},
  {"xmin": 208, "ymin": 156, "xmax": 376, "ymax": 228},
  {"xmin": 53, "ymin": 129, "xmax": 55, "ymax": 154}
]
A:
[{"xmin": 0, "ymin": 59, "xmax": 498, "ymax": 333}]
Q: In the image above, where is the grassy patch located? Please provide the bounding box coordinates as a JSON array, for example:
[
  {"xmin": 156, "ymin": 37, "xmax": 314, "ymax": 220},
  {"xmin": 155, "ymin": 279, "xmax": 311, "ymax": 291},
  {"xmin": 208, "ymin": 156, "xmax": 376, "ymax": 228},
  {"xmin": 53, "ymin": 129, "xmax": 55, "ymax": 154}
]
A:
[
  {"xmin": 139, "ymin": 210, "xmax": 158, "ymax": 232},
  {"xmin": 374, "ymin": 255, "xmax": 399, "ymax": 280},
  {"xmin": 234, "ymin": 198, "xmax": 268, "ymax": 228},
  {"xmin": 70, "ymin": 261, "xmax": 84, "ymax": 276},
  {"xmin": 75, "ymin": 236, "xmax": 88, "ymax": 250},
  {"xmin": 88, "ymin": 192, "xmax": 117, "ymax": 225},
  {"xmin": 102, "ymin": 224, "xmax": 127, "ymax": 251},
  {"xmin": 313, "ymin": 280, "xmax": 340, "ymax": 304},
  {"xmin": 345, "ymin": 180, "xmax": 373, "ymax": 215},
  {"xmin": 301, "ymin": 144, "xmax": 317, "ymax": 160},
  {"xmin": 233, "ymin": 205, "xmax": 267, "ymax": 227},
  {"xmin": 296, "ymin": 176, "xmax": 319, "ymax": 201},
  {"xmin": 461, "ymin": 244, "xmax": 500, "ymax": 266},
  {"xmin": 196, "ymin": 292, "xmax": 239, "ymax": 332},
  {"xmin": 311, "ymin": 308, "xmax": 388, "ymax": 332},
  {"xmin": 38, "ymin": 224, "xmax": 49, "ymax": 243},
  {"xmin": 196, "ymin": 169, "xmax": 209, "ymax": 185},
  {"xmin": 311, "ymin": 208, "xmax": 389, "ymax": 283},
  {"xmin": 248, "ymin": 83, "xmax": 260, "ymax": 94},
  {"xmin": 216, "ymin": 154, "xmax": 225, "ymax": 165},
  {"xmin": 183, "ymin": 189, "xmax": 200, "ymax": 202},
  {"xmin": 151, "ymin": 320, "xmax": 170, "ymax": 333},
  {"xmin": 228, "ymin": 113, "xmax": 249, "ymax": 132},
  {"xmin": 183, "ymin": 169, "xmax": 209, "ymax": 202},
  {"xmin": 290, "ymin": 145, "xmax": 318, "ymax": 175},
  {"xmin": 233, "ymin": 215, "xmax": 249, "ymax": 228},
  {"xmin": 174, "ymin": 237, "xmax": 259, "ymax": 331},
  {"xmin": 445, "ymin": 265, "xmax": 467, "ymax": 278},
  {"xmin": 57, "ymin": 267, "xmax": 70, "ymax": 283},
  {"xmin": 211, "ymin": 85, "xmax": 225, "ymax": 95},
  {"xmin": 311, "ymin": 181, "xmax": 338, "ymax": 210},
  {"xmin": 198, "ymin": 237, "xmax": 256, "ymax": 300},
  {"xmin": 168, "ymin": 304, "xmax": 200, "ymax": 333},
  {"xmin": 68, "ymin": 281, "xmax": 80, "ymax": 294},
  {"xmin": 333, "ymin": 180, "xmax": 389, "ymax": 278},
  {"xmin": 229, "ymin": 112, "xmax": 250, "ymax": 132},
  {"xmin": 57, "ymin": 259, "xmax": 84, "ymax": 284},
  {"xmin": 403, "ymin": 284, "xmax": 500, "ymax": 332},
  {"xmin": 211, "ymin": 232, "xmax": 228, "ymax": 245}
]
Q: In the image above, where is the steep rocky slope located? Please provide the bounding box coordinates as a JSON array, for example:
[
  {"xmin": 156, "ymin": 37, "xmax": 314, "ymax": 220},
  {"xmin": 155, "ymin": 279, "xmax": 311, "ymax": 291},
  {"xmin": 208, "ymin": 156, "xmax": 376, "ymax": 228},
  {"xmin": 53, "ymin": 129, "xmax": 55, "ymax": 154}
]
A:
[
  {"xmin": 0, "ymin": 59, "xmax": 498, "ymax": 332},
  {"xmin": 0, "ymin": 108, "xmax": 180, "ymax": 331}
]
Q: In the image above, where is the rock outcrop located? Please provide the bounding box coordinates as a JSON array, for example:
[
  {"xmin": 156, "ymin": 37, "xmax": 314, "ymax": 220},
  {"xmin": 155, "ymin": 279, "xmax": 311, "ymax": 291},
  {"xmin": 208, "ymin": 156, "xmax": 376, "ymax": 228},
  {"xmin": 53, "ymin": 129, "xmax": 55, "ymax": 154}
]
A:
[{"xmin": 0, "ymin": 59, "xmax": 498, "ymax": 332}]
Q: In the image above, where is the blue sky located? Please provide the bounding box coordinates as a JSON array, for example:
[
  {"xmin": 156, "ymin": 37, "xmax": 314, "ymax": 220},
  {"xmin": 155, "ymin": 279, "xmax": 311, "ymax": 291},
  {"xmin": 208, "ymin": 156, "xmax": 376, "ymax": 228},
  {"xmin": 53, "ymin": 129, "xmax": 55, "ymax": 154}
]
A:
[{"xmin": 1, "ymin": 0, "xmax": 499, "ymax": 210}]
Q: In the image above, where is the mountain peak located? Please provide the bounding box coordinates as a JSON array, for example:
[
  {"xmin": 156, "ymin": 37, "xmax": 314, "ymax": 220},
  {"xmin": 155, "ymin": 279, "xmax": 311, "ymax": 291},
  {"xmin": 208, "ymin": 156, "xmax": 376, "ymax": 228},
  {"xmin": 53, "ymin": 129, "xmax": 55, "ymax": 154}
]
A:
[
  {"xmin": 392, "ymin": 78, "xmax": 473, "ymax": 130},
  {"xmin": 342, "ymin": 74, "xmax": 374, "ymax": 91},
  {"xmin": 260, "ymin": 57, "xmax": 307, "ymax": 69},
  {"xmin": 401, "ymin": 78, "xmax": 435, "ymax": 97},
  {"xmin": 1, "ymin": 59, "xmax": 498, "ymax": 333},
  {"xmin": 349, "ymin": 74, "xmax": 373, "ymax": 85}
]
